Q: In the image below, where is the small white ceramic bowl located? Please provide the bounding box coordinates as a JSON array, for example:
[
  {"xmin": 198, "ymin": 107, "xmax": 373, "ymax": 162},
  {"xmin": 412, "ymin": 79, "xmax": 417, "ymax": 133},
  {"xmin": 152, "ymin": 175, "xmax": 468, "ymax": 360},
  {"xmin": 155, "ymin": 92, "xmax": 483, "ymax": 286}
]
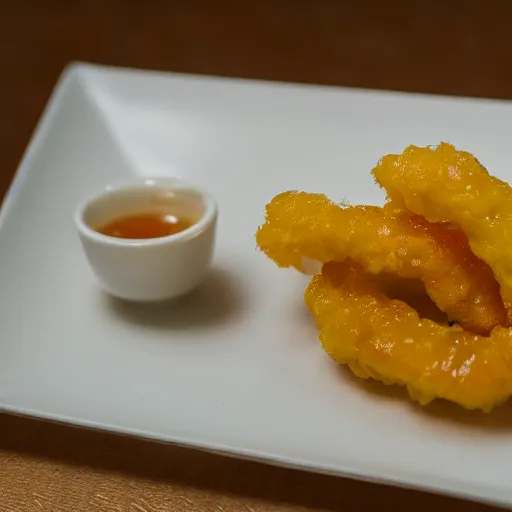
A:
[{"xmin": 74, "ymin": 177, "xmax": 218, "ymax": 302}]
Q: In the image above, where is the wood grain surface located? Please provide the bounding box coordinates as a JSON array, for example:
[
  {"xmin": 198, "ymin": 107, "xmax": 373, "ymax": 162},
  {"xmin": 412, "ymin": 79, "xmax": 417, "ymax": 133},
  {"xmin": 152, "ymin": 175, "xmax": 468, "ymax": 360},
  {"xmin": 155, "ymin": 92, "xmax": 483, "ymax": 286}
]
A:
[{"xmin": 1, "ymin": 1, "xmax": 510, "ymax": 510}]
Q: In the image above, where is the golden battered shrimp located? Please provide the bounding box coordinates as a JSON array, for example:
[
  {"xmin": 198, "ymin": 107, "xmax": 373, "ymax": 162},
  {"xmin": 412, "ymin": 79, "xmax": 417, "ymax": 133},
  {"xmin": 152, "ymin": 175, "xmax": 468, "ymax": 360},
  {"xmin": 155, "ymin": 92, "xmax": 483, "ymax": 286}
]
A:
[
  {"xmin": 256, "ymin": 191, "xmax": 506, "ymax": 334},
  {"xmin": 372, "ymin": 142, "xmax": 512, "ymax": 312},
  {"xmin": 306, "ymin": 261, "xmax": 512, "ymax": 412}
]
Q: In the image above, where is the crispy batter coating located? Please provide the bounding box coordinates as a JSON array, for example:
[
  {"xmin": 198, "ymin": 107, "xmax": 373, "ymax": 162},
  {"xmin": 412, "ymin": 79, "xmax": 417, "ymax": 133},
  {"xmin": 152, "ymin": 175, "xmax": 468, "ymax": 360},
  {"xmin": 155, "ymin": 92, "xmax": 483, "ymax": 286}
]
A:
[
  {"xmin": 305, "ymin": 262, "xmax": 512, "ymax": 412},
  {"xmin": 256, "ymin": 191, "xmax": 506, "ymax": 333},
  {"xmin": 372, "ymin": 142, "xmax": 512, "ymax": 312}
]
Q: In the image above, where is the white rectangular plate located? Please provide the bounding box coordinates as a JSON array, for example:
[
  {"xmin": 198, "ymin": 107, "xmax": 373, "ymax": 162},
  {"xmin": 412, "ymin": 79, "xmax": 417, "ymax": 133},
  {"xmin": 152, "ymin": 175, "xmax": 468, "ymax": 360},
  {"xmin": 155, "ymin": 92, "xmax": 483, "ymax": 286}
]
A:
[{"xmin": 2, "ymin": 63, "xmax": 512, "ymax": 508}]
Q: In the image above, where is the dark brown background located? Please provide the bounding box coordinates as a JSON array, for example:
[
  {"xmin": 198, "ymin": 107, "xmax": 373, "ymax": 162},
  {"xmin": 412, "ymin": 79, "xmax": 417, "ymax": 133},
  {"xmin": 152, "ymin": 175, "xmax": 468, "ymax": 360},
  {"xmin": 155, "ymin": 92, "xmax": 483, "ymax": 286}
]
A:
[{"xmin": 1, "ymin": 1, "xmax": 510, "ymax": 510}]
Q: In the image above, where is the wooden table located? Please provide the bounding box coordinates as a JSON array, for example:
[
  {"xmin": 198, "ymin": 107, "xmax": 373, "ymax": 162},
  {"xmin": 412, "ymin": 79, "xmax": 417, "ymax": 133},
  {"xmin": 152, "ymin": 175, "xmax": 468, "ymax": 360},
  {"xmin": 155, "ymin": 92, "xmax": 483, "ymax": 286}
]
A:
[{"xmin": 1, "ymin": 1, "xmax": 509, "ymax": 510}]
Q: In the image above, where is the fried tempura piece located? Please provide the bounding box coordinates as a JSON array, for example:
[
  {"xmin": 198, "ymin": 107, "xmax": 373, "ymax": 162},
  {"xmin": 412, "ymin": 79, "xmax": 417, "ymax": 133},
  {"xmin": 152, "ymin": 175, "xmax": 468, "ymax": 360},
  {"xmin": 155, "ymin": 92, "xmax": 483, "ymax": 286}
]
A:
[
  {"xmin": 256, "ymin": 191, "xmax": 506, "ymax": 334},
  {"xmin": 372, "ymin": 142, "xmax": 512, "ymax": 312},
  {"xmin": 306, "ymin": 261, "xmax": 512, "ymax": 412}
]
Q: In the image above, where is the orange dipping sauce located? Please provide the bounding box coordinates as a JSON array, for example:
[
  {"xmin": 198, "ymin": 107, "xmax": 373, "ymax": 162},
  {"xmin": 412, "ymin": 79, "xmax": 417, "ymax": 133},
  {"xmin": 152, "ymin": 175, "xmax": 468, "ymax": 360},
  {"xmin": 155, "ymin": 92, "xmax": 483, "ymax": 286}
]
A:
[{"xmin": 96, "ymin": 212, "xmax": 193, "ymax": 240}]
